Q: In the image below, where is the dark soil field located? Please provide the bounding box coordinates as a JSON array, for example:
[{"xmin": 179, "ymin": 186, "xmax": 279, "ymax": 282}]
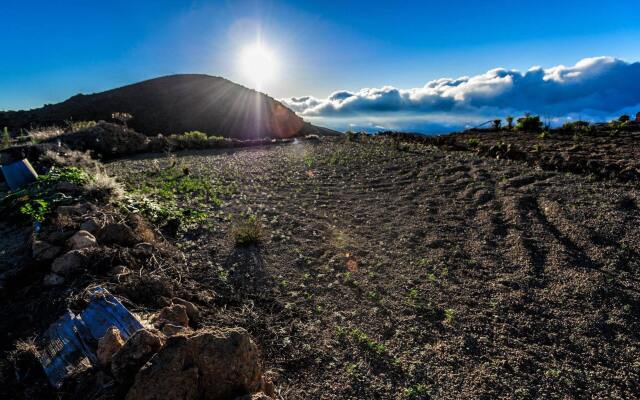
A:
[{"xmin": 104, "ymin": 136, "xmax": 640, "ymax": 399}]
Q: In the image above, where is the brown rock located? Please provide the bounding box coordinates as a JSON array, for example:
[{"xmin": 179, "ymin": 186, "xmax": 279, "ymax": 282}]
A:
[
  {"xmin": 127, "ymin": 214, "xmax": 155, "ymax": 243},
  {"xmin": 45, "ymin": 230, "xmax": 75, "ymax": 245},
  {"xmin": 133, "ymin": 242, "xmax": 154, "ymax": 257},
  {"xmin": 125, "ymin": 328, "xmax": 263, "ymax": 400},
  {"xmin": 172, "ymin": 298, "xmax": 200, "ymax": 323},
  {"xmin": 161, "ymin": 323, "xmax": 192, "ymax": 337},
  {"xmin": 51, "ymin": 249, "xmax": 87, "ymax": 275},
  {"xmin": 157, "ymin": 304, "xmax": 189, "ymax": 327},
  {"xmin": 80, "ymin": 218, "xmax": 100, "ymax": 233},
  {"xmin": 67, "ymin": 230, "xmax": 97, "ymax": 250},
  {"xmin": 97, "ymin": 326, "xmax": 125, "ymax": 366},
  {"xmin": 97, "ymin": 223, "xmax": 140, "ymax": 246},
  {"xmin": 111, "ymin": 329, "xmax": 164, "ymax": 385},
  {"xmin": 260, "ymin": 372, "xmax": 276, "ymax": 398},
  {"xmin": 32, "ymin": 240, "xmax": 61, "ymax": 261}
]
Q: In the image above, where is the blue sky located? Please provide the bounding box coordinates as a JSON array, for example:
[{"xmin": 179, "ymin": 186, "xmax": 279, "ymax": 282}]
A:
[{"xmin": 2, "ymin": 0, "xmax": 640, "ymax": 132}]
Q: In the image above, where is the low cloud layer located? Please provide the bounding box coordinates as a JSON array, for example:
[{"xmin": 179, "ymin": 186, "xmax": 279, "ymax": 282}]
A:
[{"xmin": 282, "ymin": 57, "xmax": 640, "ymax": 133}]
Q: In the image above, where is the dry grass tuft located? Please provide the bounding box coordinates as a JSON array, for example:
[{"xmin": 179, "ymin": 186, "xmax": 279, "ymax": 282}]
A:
[
  {"xmin": 231, "ymin": 216, "xmax": 265, "ymax": 247},
  {"xmin": 28, "ymin": 126, "xmax": 64, "ymax": 143},
  {"xmin": 85, "ymin": 171, "xmax": 125, "ymax": 202},
  {"xmin": 7, "ymin": 338, "xmax": 39, "ymax": 364},
  {"xmin": 41, "ymin": 149, "xmax": 101, "ymax": 171}
]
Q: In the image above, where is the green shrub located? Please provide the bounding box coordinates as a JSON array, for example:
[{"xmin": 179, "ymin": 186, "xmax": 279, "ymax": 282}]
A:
[
  {"xmin": 170, "ymin": 131, "xmax": 224, "ymax": 149},
  {"xmin": 515, "ymin": 115, "xmax": 543, "ymax": 132},
  {"xmin": 182, "ymin": 131, "xmax": 208, "ymax": 141},
  {"xmin": 38, "ymin": 166, "xmax": 90, "ymax": 185},
  {"xmin": 619, "ymin": 115, "xmax": 630, "ymax": 123},
  {"xmin": 561, "ymin": 120, "xmax": 594, "ymax": 136},
  {"xmin": 608, "ymin": 119, "xmax": 630, "ymax": 135},
  {"xmin": 1, "ymin": 166, "xmax": 96, "ymax": 223},
  {"xmin": 19, "ymin": 199, "xmax": 49, "ymax": 222}
]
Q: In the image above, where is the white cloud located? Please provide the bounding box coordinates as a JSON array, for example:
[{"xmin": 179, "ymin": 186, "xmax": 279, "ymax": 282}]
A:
[{"xmin": 282, "ymin": 56, "xmax": 640, "ymax": 132}]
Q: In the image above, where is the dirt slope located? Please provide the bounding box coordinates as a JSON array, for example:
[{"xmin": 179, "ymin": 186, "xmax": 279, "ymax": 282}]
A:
[{"xmin": 0, "ymin": 75, "xmax": 317, "ymax": 139}]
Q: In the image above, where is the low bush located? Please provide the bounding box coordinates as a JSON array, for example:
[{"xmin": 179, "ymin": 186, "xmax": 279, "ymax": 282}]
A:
[
  {"xmin": 169, "ymin": 131, "xmax": 229, "ymax": 149},
  {"xmin": 515, "ymin": 115, "xmax": 543, "ymax": 132},
  {"xmin": 608, "ymin": 119, "xmax": 630, "ymax": 136},
  {"xmin": 66, "ymin": 120, "xmax": 97, "ymax": 132},
  {"xmin": 561, "ymin": 120, "xmax": 594, "ymax": 135}
]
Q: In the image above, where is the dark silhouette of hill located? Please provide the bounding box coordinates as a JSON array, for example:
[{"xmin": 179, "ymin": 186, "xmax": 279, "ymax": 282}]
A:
[{"xmin": 0, "ymin": 74, "xmax": 335, "ymax": 138}]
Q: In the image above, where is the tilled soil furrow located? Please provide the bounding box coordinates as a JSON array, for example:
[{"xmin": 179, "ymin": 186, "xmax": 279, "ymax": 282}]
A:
[{"xmin": 100, "ymin": 139, "xmax": 640, "ymax": 399}]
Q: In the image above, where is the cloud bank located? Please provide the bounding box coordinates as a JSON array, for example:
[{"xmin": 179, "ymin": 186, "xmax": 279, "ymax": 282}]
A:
[{"xmin": 282, "ymin": 57, "xmax": 640, "ymax": 133}]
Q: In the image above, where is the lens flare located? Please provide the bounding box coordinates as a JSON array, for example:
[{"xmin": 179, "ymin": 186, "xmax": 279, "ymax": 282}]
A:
[{"xmin": 240, "ymin": 43, "xmax": 277, "ymax": 90}]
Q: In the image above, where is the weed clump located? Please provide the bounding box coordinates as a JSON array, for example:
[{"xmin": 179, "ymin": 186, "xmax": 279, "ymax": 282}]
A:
[
  {"xmin": 336, "ymin": 326, "xmax": 387, "ymax": 355},
  {"xmin": 85, "ymin": 170, "xmax": 125, "ymax": 201},
  {"xmin": 232, "ymin": 215, "xmax": 264, "ymax": 246},
  {"xmin": 19, "ymin": 199, "xmax": 49, "ymax": 222}
]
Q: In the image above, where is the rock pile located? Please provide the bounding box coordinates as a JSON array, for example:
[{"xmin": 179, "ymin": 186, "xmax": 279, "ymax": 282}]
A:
[{"xmin": 30, "ymin": 202, "xmax": 158, "ymax": 286}]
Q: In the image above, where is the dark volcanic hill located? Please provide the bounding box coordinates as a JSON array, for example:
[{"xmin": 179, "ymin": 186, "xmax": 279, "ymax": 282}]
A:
[{"xmin": 0, "ymin": 74, "xmax": 329, "ymax": 139}]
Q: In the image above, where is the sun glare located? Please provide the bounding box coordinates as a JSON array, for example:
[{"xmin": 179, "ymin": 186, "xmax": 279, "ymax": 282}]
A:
[{"xmin": 240, "ymin": 43, "xmax": 277, "ymax": 90}]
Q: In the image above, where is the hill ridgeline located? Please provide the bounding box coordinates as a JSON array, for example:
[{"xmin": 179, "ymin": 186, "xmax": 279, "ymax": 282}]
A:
[{"xmin": 0, "ymin": 74, "xmax": 332, "ymax": 139}]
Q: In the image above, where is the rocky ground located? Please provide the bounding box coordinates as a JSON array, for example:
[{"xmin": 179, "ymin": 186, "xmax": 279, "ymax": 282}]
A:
[
  {"xmin": 454, "ymin": 129, "xmax": 640, "ymax": 181},
  {"xmin": 2, "ymin": 132, "xmax": 640, "ymax": 399},
  {"xmin": 107, "ymin": 136, "xmax": 640, "ymax": 398}
]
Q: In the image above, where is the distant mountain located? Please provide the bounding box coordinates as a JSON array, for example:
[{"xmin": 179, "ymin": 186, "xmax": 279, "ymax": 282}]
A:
[{"xmin": 0, "ymin": 74, "xmax": 335, "ymax": 138}]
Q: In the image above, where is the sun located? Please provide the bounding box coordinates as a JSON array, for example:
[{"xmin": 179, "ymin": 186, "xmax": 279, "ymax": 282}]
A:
[{"xmin": 240, "ymin": 43, "xmax": 278, "ymax": 90}]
